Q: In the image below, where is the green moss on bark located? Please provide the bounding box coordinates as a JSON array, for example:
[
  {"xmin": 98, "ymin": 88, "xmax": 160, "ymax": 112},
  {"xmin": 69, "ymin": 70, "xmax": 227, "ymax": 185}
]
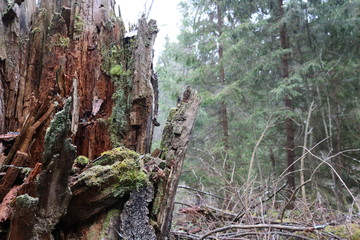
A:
[{"xmin": 76, "ymin": 147, "xmax": 148, "ymax": 198}]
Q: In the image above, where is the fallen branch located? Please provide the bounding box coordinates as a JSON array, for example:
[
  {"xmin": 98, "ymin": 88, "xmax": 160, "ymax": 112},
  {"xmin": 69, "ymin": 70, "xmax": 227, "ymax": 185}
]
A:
[
  {"xmin": 280, "ymin": 179, "xmax": 312, "ymax": 222},
  {"xmin": 233, "ymin": 182, "xmax": 287, "ymax": 222},
  {"xmin": 178, "ymin": 185, "xmax": 225, "ymax": 200},
  {"xmin": 211, "ymin": 230, "xmax": 315, "ymax": 240},
  {"xmin": 199, "ymin": 223, "xmax": 325, "ymax": 239}
]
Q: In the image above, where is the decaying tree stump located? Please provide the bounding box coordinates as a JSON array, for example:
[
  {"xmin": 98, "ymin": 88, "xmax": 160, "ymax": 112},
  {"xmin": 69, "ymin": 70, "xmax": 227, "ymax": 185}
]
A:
[{"xmin": 0, "ymin": 0, "xmax": 200, "ymax": 239}]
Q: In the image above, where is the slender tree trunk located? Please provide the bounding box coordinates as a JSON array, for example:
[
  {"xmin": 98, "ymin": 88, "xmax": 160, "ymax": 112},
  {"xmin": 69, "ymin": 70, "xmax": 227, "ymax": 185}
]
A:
[
  {"xmin": 217, "ymin": 2, "xmax": 229, "ymax": 151},
  {"xmin": 217, "ymin": 1, "xmax": 232, "ymax": 209},
  {"xmin": 278, "ymin": 0, "xmax": 296, "ymax": 198},
  {"xmin": 333, "ymin": 105, "xmax": 345, "ymax": 211},
  {"xmin": 300, "ymin": 101, "xmax": 314, "ymax": 204}
]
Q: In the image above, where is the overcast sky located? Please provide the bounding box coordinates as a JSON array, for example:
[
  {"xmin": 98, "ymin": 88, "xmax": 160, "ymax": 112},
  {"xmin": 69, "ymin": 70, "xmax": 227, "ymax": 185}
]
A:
[{"xmin": 116, "ymin": 0, "xmax": 182, "ymax": 63}]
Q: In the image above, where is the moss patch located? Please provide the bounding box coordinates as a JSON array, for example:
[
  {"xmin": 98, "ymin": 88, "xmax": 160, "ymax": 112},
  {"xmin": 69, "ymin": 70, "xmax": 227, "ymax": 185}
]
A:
[
  {"xmin": 77, "ymin": 165, "xmax": 112, "ymax": 187},
  {"xmin": 101, "ymin": 39, "xmax": 135, "ymax": 147},
  {"xmin": 97, "ymin": 147, "xmax": 139, "ymax": 166},
  {"xmin": 100, "ymin": 209, "xmax": 120, "ymax": 238},
  {"xmin": 74, "ymin": 155, "xmax": 89, "ymax": 168},
  {"xmin": 74, "ymin": 14, "xmax": 84, "ymax": 34},
  {"xmin": 77, "ymin": 147, "xmax": 148, "ymax": 198},
  {"xmin": 325, "ymin": 224, "xmax": 360, "ymax": 239},
  {"xmin": 110, "ymin": 64, "xmax": 127, "ymax": 77},
  {"xmin": 16, "ymin": 194, "xmax": 39, "ymax": 208},
  {"xmin": 111, "ymin": 158, "xmax": 148, "ymax": 198}
]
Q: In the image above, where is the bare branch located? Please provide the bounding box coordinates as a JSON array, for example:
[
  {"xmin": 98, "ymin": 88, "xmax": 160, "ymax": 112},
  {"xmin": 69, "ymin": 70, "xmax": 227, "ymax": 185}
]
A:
[{"xmin": 199, "ymin": 223, "xmax": 325, "ymax": 239}]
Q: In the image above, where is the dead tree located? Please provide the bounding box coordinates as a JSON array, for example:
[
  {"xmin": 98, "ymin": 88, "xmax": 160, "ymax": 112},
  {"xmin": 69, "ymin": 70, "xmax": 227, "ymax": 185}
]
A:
[{"xmin": 0, "ymin": 0, "xmax": 201, "ymax": 239}]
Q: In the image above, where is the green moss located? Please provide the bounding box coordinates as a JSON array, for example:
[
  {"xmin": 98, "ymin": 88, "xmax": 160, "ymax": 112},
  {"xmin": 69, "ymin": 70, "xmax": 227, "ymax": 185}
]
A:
[
  {"xmin": 78, "ymin": 147, "xmax": 148, "ymax": 198},
  {"xmin": 151, "ymin": 179, "xmax": 165, "ymax": 217},
  {"xmin": 101, "ymin": 40, "xmax": 135, "ymax": 147},
  {"xmin": 111, "ymin": 158, "xmax": 149, "ymax": 198},
  {"xmin": 74, "ymin": 155, "xmax": 89, "ymax": 168},
  {"xmin": 50, "ymin": 33, "xmax": 70, "ymax": 49},
  {"xmin": 77, "ymin": 165, "xmax": 112, "ymax": 187},
  {"xmin": 43, "ymin": 98, "xmax": 72, "ymax": 161},
  {"xmin": 96, "ymin": 147, "xmax": 139, "ymax": 166},
  {"xmin": 100, "ymin": 209, "xmax": 120, "ymax": 238},
  {"xmin": 74, "ymin": 14, "xmax": 84, "ymax": 34},
  {"xmin": 325, "ymin": 224, "xmax": 360, "ymax": 239},
  {"xmin": 110, "ymin": 64, "xmax": 127, "ymax": 77}
]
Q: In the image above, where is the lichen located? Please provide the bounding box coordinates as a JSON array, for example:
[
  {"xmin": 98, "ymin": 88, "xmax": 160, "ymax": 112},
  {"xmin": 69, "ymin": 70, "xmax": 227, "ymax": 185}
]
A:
[
  {"xmin": 31, "ymin": 28, "xmax": 41, "ymax": 34},
  {"xmin": 2, "ymin": 0, "xmax": 15, "ymax": 17}
]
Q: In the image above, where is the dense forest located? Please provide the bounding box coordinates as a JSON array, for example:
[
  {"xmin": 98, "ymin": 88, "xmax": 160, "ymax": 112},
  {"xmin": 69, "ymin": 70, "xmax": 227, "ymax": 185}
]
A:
[
  {"xmin": 0, "ymin": 0, "xmax": 359, "ymax": 239},
  {"xmin": 156, "ymin": 0, "xmax": 360, "ymax": 239}
]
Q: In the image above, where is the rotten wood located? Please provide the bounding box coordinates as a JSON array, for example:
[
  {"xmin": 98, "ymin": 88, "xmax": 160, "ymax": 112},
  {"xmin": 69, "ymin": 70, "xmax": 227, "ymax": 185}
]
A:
[
  {"xmin": 8, "ymin": 98, "xmax": 76, "ymax": 240},
  {"xmin": 156, "ymin": 87, "xmax": 201, "ymax": 239},
  {"xmin": 125, "ymin": 18, "xmax": 159, "ymax": 154}
]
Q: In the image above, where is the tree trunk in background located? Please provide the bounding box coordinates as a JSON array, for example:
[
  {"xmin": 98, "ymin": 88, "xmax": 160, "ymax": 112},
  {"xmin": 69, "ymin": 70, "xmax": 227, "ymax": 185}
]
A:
[
  {"xmin": 0, "ymin": 0, "xmax": 201, "ymax": 239},
  {"xmin": 278, "ymin": 0, "xmax": 296, "ymax": 200},
  {"xmin": 217, "ymin": 0, "xmax": 232, "ymax": 209},
  {"xmin": 333, "ymin": 108, "xmax": 345, "ymax": 211}
]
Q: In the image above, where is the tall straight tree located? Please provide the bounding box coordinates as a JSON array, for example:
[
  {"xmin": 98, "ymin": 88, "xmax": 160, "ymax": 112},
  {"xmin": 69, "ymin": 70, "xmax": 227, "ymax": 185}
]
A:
[{"xmin": 278, "ymin": 0, "xmax": 296, "ymax": 196}]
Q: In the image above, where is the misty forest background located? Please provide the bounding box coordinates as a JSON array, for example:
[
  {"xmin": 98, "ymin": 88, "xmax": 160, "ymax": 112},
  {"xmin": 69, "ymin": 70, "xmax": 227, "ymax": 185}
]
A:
[{"xmin": 153, "ymin": 0, "xmax": 360, "ymax": 237}]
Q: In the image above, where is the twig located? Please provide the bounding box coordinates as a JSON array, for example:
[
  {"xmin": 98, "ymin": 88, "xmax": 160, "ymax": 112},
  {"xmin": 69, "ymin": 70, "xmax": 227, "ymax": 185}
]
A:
[
  {"xmin": 305, "ymin": 149, "xmax": 360, "ymax": 210},
  {"xmin": 178, "ymin": 185, "xmax": 225, "ymax": 200},
  {"xmin": 174, "ymin": 201, "xmax": 193, "ymax": 208},
  {"xmin": 232, "ymin": 182, "xmax": 287, "ymax": 222},
  {"xmin": 215, "ymin": 231, "xmax": 315, "ymax": 240},
  {"xmin": 280, "ymin": 179, "xmax": 312, "ymax": 222},
  {"xmin": 199, "ymin": 224, "xmax": 325, "ymax": 239},
  {"xmin": 247, "ymin": 117, "xmax": 276, "ymax": 183},
  {"xmin": 171, "ymin": 231, "xmax": 200, "ymax": 240}
]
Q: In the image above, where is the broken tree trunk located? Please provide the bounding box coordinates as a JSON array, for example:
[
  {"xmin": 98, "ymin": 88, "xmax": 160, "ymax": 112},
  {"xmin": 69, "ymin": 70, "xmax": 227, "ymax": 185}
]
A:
[
  {"xmin": 0, "ymin": 0, "xmax": 200, "ymax": 239},
  {"xmin": 155, "ymin": 87, "xmax": 202, "ymax": 239}
]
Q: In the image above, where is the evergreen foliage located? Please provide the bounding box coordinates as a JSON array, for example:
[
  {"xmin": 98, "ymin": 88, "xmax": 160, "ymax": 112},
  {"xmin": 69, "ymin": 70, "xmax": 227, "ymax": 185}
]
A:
[{"xmin": 157, "ymin": 0, "xmax": 360, "ymax": 210}]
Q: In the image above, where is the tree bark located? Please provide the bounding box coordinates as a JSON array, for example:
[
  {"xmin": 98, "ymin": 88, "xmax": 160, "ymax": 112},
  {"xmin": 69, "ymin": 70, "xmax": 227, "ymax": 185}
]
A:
[
  {"xmin": 216, "ymin": 0, "xmax": 233, "ymax": 210},
  {"xmin": 278, "ymin": 0, "xmax": 296, "ymax": 198}
]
